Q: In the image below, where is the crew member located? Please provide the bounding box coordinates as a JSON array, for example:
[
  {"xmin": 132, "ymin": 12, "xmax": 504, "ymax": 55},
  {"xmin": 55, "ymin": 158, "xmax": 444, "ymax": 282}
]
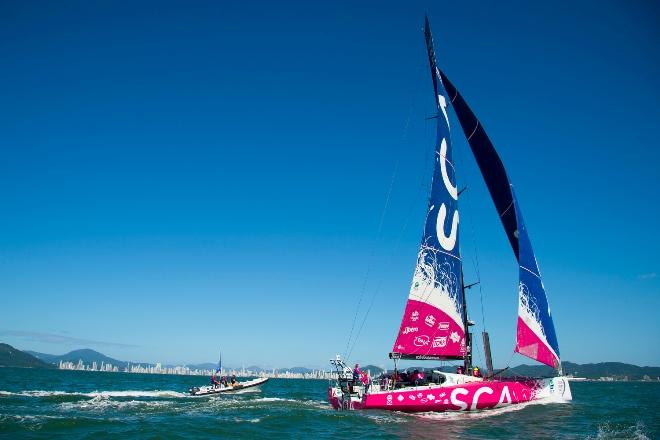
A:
[
  {"xmin": 360, "ymin": 371, "xmax": 370, "ymax": 387},
  {"xmin": 352, "ymin": 364, "xmax": 361, "ymax": 382},
  {"xmin": 413, "ymin": 369, "xmax": 425, "ymax": 386}
]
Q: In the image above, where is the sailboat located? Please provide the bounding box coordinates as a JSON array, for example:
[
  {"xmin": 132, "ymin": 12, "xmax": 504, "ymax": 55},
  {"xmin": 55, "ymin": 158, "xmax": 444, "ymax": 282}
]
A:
[{"xmin": 328, "ymin": 17, "xmax": 572, "ymax": 412}]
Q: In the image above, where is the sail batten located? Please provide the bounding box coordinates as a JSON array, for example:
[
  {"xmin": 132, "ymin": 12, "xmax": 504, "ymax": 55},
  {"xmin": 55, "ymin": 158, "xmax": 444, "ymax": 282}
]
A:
[
  {"xmin": 391, "ymin": 19, "xmax": 466, "ymax": 359},
  {"xmin": 437, "ymin": 70, "xmax": 561, "ymax": 369}
]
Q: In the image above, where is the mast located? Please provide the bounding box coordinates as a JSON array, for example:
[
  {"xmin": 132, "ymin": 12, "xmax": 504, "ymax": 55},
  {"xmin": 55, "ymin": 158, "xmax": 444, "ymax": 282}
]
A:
[{"xmin": 460, "ymin": 268, "xmax": 471, "ymax": 372}]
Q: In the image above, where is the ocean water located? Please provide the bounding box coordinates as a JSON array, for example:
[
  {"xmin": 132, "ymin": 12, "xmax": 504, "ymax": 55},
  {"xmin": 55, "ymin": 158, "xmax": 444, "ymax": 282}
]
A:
[{"xmin": 0, "ymin": 368, "xmax": 657, "ymax": 439}]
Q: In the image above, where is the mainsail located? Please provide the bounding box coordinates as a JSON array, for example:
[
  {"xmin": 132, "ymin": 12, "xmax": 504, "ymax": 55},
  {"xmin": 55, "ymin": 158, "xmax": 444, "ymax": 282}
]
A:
[
  {"xmin": 437, "ymin": 71, "xmax": 561, "ymax": 369},
  {"xmin": 391, "ymin": 18, "xmax": 466, "ymax": 360}
]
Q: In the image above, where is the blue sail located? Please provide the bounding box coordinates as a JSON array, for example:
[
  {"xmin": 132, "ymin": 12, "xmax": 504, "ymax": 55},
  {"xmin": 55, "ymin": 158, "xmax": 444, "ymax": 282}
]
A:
[
  {"xmin": 391, "ymin": 18, "xmax": 466, "ymax": 360},
  {"xmin": 437, "ymin": 72, "xmax": 519, "ymax": 259},
  {"xmin": 438, "ymin": 71, "xmax": 561, "ymax": 369}
]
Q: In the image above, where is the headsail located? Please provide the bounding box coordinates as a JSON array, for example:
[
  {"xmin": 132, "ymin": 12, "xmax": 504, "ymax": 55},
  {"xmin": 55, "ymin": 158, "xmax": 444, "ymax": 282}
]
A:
[
  {"xmin": 391, "ymin": 18, "xmax": 466, "ymax": 360},
  {"xmin": 513, "ymin": 191, "xmax": 560, "ymax": 369},
  {"xmin": 437, "ymin": 71, "xmax": 561, "ymax": 369}
]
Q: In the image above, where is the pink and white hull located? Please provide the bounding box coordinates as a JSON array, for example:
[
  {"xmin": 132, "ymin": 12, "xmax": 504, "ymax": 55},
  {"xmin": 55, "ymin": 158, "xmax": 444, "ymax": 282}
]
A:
[{"xmin": 328, "ymin": 374, "xmax": 571, "ymax": 412}]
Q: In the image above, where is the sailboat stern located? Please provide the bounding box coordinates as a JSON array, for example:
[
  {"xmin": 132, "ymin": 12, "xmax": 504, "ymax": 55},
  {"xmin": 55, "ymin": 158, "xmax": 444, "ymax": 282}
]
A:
[
  {"xmin": 534, "ymin": 376, "xmax": 573, "ymax": 402},
  {"xmin": 328, "ymin": 384, "xmax": 367, "ymax": 410}
]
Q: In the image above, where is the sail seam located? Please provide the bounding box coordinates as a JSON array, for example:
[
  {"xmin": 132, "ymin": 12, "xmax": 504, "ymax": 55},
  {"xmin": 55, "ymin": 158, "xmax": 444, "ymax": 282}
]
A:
[
  {"xmin": 520, "ymin": 265, "xmax": 541, "ymax": 280},
  {"xmin": 467, "ymin": 121, "xmax": 479, "ymax": 140},
  {"xmin": 434, "ymin": 247, "xmax": 462, "ymax": 262},
  {"xmin": 437, "ymin": 152, "xmax": 455, "ymax": 171},
  {"xmin": 499, "ymin": 200, "xmax": 514, "ymax": 218}
]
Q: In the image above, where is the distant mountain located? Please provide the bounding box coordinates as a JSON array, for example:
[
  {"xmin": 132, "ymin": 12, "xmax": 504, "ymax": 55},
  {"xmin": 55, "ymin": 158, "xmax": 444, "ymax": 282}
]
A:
[
  {"xmin": 0, "ymin": 343, "xmax": 55, "ymax": 369},
  {"xmin": 25, "ymin": 350, "xmax": 59, "ymax": 364},
  {"xmin": 361, "ymin": 365, "xmax": 384, "ymax": 376},
  {"xmin": 364, "ymin": 362, "xmax": 660, "ymax": 381},
  {"xmin": 505, "ymin": 362, "xmax": 660, "ymax": 380},
  {"xmin": 28, "ymin": 348, "xmax": 129, "ymax": 369}
]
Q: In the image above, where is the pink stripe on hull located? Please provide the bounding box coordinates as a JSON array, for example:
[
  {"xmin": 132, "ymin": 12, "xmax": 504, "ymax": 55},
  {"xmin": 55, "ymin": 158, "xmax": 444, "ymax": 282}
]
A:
[{"xmin": 359, "ymin": 379, "xmax": 542, "ymax": 411}]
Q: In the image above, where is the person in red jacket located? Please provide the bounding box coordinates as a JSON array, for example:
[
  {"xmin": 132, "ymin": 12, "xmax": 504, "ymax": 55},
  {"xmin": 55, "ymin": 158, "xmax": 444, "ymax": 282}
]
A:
[{"xmin": 352, "ymin": 364, "xmax": 361, "ymax": 382}]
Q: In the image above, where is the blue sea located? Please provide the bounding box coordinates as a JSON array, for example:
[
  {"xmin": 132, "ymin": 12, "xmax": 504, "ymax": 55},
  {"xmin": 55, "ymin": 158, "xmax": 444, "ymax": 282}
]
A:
[{"xmin": 0, "ymin": 368, "xmax": 657, "ymax": 439}]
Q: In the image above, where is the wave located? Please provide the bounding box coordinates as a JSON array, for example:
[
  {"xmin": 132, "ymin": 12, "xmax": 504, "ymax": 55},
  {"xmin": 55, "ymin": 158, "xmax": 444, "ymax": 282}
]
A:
[
  {"xmin": 0, "ymin": 414, "xmax": 66, "ymax": 422},
  {"xmin": 588, "ymin": 421, "xmax": 651, "ymax": 440},
  {"xmin": 251, "ymin": 397, "xmax": 297, "ymax": 403},
  {"xmin": 363, "ymin": 413, "xmax": 407, "ymax": 424},
  {"xmin": 0, "ymin": 389, "xmax": 332, "ymax": 419},
  {"xmin": 410, "ymin": 395, "xmax": 571, "ymax": 420},
  {"xmin": 181, "ymin": 396, "xmax": 332, "ymax": 414},
  {"xmin": 251, "ymin": 397, "xmax": 330, "ymax": 409},
  {"xmin": 0, "ymin": 389, "xmax": 187, "ymax": 398},
  {"xmin": 205, "ymin": 396, "xmax": 327, "ymax": 406},
  {"xmin": 59, "ymin": 396, "xmax": 176, "ymax": 411},
  {"xmin": 227, "ymin": 387, "xmax": 262, "ymax": 395}
]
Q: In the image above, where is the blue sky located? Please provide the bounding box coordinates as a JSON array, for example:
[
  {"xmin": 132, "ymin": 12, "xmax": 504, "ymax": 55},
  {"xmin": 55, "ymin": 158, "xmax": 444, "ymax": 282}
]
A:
[{"xmin": 1, "ymin": 0, "xmax": 658, "ymax": 369}]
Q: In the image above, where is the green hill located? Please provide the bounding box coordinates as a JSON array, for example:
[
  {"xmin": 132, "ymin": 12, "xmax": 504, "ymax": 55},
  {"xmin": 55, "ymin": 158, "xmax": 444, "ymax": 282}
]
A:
[
  {"xmin": 0, "ymin": 343, "xmax": 55, "ymax": 369},
  {"xmin": 24, "ymin": 350, "xmax": 57, "ymax": 364}
]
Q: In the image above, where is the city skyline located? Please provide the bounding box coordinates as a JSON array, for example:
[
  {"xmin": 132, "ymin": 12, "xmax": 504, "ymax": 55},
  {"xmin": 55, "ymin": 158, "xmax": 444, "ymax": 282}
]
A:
[
  {"xmin": 1, "ymin": 0, "xmax": 659, "ymax": 368},
  {"xmin": 19, "ymin": 347, "xmax": 658, "ymax": 383},
  {"xmin": 56, "ymin": 359, "xmax": 335, "ymax": 380}
]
